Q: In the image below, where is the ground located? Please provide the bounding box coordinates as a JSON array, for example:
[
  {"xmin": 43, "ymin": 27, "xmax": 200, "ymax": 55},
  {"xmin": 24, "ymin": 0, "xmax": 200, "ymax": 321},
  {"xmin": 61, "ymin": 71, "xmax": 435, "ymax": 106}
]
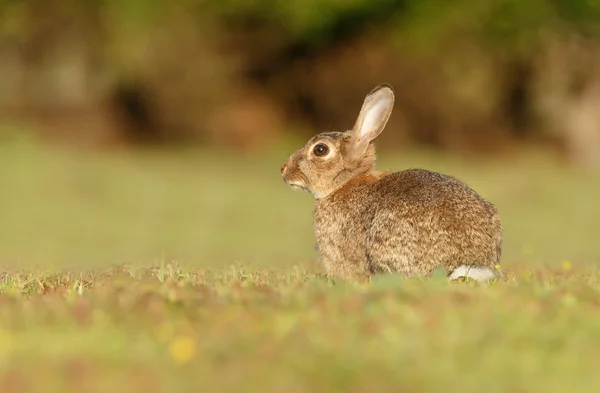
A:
[{"xmin": 0, "ymin": 134, "xmax": 599, "ymax": 392}]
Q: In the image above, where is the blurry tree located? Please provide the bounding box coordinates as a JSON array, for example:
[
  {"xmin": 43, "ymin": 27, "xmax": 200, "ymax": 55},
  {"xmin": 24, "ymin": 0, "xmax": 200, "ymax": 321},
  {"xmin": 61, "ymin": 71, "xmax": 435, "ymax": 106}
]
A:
[{"xmin": 0, "ymin": 0, "xmax": 599, "ymax": 167}]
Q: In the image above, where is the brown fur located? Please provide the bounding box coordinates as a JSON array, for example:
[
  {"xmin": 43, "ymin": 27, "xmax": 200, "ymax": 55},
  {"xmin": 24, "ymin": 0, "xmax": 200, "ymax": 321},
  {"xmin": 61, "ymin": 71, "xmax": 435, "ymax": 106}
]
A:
[{"xmin": 281, "ymin": 84, "xmax": 502, "ymax": 281}]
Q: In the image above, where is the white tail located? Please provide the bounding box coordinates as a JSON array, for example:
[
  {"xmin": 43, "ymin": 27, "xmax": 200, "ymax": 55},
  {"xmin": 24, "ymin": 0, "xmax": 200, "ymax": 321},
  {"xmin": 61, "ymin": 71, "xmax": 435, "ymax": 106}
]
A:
[{"xmin": 449, "ymin": 265, "xmax": 497, "ymax": 282}]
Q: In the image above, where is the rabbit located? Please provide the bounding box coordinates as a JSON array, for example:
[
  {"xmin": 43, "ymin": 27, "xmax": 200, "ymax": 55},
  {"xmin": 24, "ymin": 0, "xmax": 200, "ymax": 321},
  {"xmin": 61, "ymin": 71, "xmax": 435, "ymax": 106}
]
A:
[{"xmin": 280, "ymin": 83, "xmax": 502, "ymax": 282}]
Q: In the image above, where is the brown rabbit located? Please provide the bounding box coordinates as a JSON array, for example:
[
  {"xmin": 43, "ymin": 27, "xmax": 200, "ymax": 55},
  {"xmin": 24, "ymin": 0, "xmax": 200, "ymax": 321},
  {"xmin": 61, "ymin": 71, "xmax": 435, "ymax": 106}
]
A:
[{"xmin": 280, "ymin": 83, "xmax": 502, "ymax": 282}]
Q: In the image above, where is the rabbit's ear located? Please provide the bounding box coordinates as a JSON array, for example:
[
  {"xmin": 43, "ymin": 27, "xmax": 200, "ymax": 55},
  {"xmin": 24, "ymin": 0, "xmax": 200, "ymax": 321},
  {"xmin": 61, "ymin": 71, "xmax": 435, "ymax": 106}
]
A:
[{"xmin": 348, "ymin": 84, "xmax": 394, "ymax": 159}]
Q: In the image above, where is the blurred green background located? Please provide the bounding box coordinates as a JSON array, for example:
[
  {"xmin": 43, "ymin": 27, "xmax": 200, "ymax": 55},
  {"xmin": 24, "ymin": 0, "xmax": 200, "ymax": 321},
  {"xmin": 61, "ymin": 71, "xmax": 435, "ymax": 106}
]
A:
[{"xmin": 1, "ymin": 0, "xmax": 600, "ymax": 269}]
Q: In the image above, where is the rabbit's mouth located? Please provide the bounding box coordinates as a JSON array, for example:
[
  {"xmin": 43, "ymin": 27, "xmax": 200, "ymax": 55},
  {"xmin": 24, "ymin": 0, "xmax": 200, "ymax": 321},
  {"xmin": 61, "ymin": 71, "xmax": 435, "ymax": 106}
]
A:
[
  {"xmin": 283, "ymin": 176, "xmax": 308, "ymax": 191},
  {"xmin": 282, "ymin": 168, "xmax": 309, "ymax": 192},
  {"xmin": 287, "ymin": 181, "xmax": 307, "ymax": 191}
]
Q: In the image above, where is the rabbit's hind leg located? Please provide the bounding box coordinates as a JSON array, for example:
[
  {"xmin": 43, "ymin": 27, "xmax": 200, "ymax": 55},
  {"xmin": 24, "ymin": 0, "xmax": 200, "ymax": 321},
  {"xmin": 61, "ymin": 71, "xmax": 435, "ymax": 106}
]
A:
[{"xmin": 448, "ymin": 265, "xmax": 496, "ymax": 282}]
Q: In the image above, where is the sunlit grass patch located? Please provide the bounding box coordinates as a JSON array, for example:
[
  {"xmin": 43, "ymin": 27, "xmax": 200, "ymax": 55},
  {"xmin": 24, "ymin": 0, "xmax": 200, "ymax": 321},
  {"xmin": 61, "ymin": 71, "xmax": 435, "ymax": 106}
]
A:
[
  {"xmin": 1, "ymin": 263, "xmax": 600, "ymax": 392},
  {"xmin": 1, "ymin": 137, "xmax": 599, "ymax": 270}
]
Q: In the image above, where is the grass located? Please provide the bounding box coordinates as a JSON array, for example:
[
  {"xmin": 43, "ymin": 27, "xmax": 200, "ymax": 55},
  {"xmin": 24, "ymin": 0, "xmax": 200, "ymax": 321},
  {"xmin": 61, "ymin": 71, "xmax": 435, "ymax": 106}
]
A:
[
  {"xmin": 1, "ymin": 134, "xmax": 600, "ymax": 392},
  {"xmin": 2, "ymin": 264, "xmax": 600, "ymax": 393}
]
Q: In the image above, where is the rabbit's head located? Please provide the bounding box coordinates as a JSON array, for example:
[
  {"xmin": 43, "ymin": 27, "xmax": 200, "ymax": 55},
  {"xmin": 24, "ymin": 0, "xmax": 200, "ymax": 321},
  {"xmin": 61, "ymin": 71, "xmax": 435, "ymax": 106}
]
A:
[{"xmin": 281, "ymin": 84, "xmax": 395, "ymax": 199}]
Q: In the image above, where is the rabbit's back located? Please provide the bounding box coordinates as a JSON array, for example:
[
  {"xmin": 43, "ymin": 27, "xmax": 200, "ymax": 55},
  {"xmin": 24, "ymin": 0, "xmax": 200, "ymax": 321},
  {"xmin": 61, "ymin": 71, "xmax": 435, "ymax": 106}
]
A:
[
  {"xmin": 314, "ymin": 169, "xmax": 502, "ymax": 278},
  {"xmin": 367, "ymin": 169, "xmax": 501, "ymax": 276}
]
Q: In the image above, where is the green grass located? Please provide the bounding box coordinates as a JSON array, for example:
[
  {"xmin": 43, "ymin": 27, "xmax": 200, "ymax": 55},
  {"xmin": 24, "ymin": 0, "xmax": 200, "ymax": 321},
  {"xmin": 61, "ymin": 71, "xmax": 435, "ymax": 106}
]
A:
[
  {"xmin": 2, "ymin": 264, "xmax": 600, "ymax": 392},
  {"xmin": 1, "ymin": 134, "xmax": 600, "ymax": 392},
  {"xmin": 1, "ymin": 136, "xmax": 598, "ymax": 269}
]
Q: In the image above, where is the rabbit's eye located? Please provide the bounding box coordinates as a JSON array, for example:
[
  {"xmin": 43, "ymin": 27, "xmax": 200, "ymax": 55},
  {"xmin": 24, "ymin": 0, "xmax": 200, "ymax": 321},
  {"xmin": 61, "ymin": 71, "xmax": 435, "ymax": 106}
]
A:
[{"xmin": 313, "ymin": 144, "xmax": 330, "ymax": 157}]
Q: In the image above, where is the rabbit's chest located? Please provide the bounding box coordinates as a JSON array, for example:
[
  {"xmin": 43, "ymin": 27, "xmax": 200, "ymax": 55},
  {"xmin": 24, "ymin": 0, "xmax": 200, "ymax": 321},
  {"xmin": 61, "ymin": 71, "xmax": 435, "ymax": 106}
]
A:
[
  {"xmin": 313, "ymin": 203, "xmax": 369, "ymax": 250},
  {"xmin": 314, "ymin": 202, "xmax": 366, "ymax": 235},
  {"xmin": 313, "ymin": 202, "xmax": 372, "ymax": 279}
]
